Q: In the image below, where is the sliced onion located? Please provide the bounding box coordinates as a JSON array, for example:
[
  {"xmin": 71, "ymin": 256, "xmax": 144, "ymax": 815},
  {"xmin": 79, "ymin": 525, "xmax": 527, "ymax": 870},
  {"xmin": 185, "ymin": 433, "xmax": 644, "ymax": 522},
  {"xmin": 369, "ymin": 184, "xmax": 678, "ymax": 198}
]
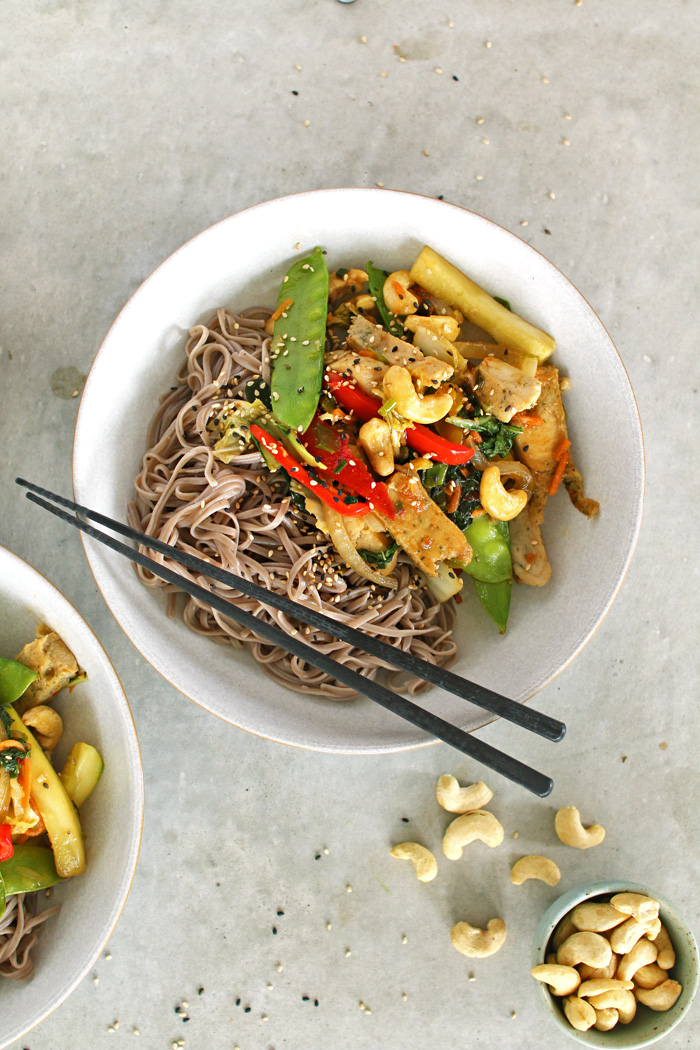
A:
[
  {"xmin": 421, "ymin": 562, "xmax": 464, "ymax": 603},
  {"xmin": 321, "ymin": 505, "xmax": 398, "ymax": 589},
  {"xmin": 495, "ymin": 459, "xmax": 534, "ymax": 494}
]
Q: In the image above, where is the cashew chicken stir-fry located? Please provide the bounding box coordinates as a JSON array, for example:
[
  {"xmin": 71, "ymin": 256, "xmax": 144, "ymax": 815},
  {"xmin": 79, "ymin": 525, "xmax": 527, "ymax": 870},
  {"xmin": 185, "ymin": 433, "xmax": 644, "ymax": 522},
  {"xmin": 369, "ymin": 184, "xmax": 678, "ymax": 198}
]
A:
[{"xmin": 210, "ymin": 245, "xmax": 599, "ymax": 634}]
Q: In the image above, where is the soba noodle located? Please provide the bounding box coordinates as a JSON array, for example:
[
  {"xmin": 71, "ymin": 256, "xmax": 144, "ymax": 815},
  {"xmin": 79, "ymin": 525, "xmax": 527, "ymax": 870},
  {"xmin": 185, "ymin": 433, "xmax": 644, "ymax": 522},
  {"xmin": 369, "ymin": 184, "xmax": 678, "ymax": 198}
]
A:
[
  {"xmin": 0, "ymin": 894, "xmax": 60, "ymax": 980},
  {"xmin": 129, "ymin": 308, "xmax": 457, "ymax": 699}
]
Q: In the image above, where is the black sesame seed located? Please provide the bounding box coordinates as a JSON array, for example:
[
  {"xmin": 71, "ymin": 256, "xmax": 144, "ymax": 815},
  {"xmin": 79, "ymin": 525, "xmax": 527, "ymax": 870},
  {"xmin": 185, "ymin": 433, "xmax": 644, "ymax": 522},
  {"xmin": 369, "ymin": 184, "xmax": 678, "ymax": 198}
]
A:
[
  {"xmin": 236, "ymin": 999, "xmax": 241, "ymax": 1006},
  {"xmin": 302, "ymin": 996, "xmax": 310, "ymax": 1002},
  {"xmin": 198, "ymin": 988, "xmax": 204, "ymax": 996},
  {"xmin": 401, "ymin": 817, "xmax": 409, "ymax": 823},
  {"xmin": 314, "ymin": 999, "xmax": 319, "ymax": 1007},
  {"xmin": 244, "ymin": 1006, "xmax": 251, "ymax": 1013},
  {"xmin": 272, "ymin": 927, "xmax": 277, "ymax": 934},
  {"xmin": 277, "ymin": 910, "xmax": 285, "ymax": 916},
  {"xmin": 292, "ymin": 89, "xmax": 299, "ymax": 95}
]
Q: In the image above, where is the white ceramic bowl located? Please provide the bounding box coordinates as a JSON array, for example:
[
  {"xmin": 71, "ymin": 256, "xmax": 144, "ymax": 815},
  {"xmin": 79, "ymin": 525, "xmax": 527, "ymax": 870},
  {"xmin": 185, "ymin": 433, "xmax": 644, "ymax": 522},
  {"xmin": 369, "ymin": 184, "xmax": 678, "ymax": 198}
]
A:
[
  {"xmin": 532, "ymin": 880, "xmax": 699, "ymax": 1046},
  {"xmin": 0, "ymin": 547, "xmax": 143, "ymax": 1049},
  {"xmin": 73, "ymin": 188, "xmax": 644, "ymax": 753}
]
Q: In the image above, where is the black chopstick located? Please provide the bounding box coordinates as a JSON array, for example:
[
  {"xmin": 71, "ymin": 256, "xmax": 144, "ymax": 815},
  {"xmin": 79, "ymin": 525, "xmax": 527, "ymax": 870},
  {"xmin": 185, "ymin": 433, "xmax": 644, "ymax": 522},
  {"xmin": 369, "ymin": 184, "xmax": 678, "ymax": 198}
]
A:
[
  {"xmin": 15, "ymin": 478, "xmax": 565, "ymax": 744},
  {"xmin": 17, "ymin": 482, "xmax": 553, "ymax": 797}
]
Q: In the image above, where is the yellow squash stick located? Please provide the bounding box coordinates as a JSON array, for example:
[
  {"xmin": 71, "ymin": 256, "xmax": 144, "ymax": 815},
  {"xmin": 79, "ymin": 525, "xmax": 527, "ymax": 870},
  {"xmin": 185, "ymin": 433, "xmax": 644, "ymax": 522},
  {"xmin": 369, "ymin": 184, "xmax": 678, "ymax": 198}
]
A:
[{"xmin": 410, "ymin": 246, "xmax": 556, "ymax": 362}]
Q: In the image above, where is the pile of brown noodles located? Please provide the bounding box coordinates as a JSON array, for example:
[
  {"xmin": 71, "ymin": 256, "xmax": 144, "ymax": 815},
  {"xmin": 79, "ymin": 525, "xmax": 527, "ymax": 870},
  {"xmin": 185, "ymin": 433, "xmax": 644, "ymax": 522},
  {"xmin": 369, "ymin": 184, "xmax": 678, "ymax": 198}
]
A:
[{"xmin": 129, "ymin": 308, "xmax": 457, "ymax": 699}]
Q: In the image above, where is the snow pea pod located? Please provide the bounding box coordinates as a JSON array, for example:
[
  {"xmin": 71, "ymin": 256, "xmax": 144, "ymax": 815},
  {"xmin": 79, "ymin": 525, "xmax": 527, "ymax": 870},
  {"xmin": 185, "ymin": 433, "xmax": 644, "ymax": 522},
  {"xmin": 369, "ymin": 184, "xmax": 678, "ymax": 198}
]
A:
[
  {"xmin": 462, "ymin": 515, "xmax": 512, "ymax": 583},
  {"xmin": 463, "ymin": 516, "xmax": 512, "ymax": 633},
  {"xmin": 0, "ymin": 845, "xmax": 60, "ymax": 896},
  {"xmin": 270, "ymin": 247, "xmax": 329, "ymax": 434},
  {"xmin": 0, "ymin": 658, "xmax": 37, "ymax": 706}
]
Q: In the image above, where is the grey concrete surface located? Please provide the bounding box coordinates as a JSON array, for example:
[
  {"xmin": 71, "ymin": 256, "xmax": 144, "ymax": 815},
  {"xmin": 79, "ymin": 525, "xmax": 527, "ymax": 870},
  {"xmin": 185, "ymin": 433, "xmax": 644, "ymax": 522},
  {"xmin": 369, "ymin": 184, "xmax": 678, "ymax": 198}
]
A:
[{"xmin": 2, "ymin": 2, "xmax": 700, "ymax": 1048}]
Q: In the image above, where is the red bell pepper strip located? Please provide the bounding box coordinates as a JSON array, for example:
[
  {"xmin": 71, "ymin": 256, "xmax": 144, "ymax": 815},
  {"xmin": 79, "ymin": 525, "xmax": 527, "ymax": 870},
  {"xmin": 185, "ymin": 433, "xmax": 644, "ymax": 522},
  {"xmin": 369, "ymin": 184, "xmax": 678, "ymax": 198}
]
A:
[
  {"xmin": 0, "ymin": 823, "xmax": 13, "ymax": 862},
  {"xmin": 326, "ymin": 376, "xmax": 475, "ymax": 466},
  {"xmin": 249, "ymin": 424, "xmax": 371, "ymax": 517},
  {"xmin": 301, "ymin": 417, "xmax": 395, "ymax": 519}
]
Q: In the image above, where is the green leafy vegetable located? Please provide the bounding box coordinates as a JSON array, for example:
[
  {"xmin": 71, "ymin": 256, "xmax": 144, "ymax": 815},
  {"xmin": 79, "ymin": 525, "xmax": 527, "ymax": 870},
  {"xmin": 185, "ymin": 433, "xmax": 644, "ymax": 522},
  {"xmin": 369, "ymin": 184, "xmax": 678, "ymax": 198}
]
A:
[
  {"xmin": 447, "ymin": 413, "xmax": 523, "ymax": 459},
  {"xmin": 0, "ymin": 706, "xmax": 13, "ymax": 735},
  {"xmin": 419, "ymin": 463, "xmax": 481, "ymax": 531},
  {"xmin": 366, "ymin": 261, "xmax": 405, "ymax": 338},
  {"xmin": 493, "ymin": 296, "xmax": 512, "ymax": 311},
  {"xmin": 0, "ymin": 746, "xmax": 28, "ymax": 779},
  {"xmin": 243, "ymin": 376, "xmax": 273, "ymax": 409},
  {"xmin": 359, "ymin": 542, "xmax": 400, "ymax": 569}
]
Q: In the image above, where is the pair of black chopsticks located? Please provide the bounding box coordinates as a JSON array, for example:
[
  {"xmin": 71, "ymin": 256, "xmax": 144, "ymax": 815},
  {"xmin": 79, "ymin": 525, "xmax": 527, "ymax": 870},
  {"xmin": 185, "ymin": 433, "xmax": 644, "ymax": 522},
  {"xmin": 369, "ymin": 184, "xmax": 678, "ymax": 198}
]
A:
[{"xmin": 15, "ymin": 479, "xmax": 564, "ymax": 796}]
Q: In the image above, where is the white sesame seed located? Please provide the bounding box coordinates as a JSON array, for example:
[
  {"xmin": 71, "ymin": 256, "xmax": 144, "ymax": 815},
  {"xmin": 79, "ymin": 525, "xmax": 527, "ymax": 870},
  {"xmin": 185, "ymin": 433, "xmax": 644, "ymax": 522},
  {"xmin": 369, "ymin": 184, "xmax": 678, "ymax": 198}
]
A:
[
  {"xmin": 448, "ymin": 20, "xmax": 454, "ymax": 27},
  {"xmin": 481, "ymin": 138, "xmax": 490, "ymax": 145},
  {"xmin": 564, "ymin": 112, "xmax": 572, "ymax": 119},
  {"xmin": 360, "ymin": 34, "xmax": 367, "ymax": 43},
  {"xmin": 402, "ymin": 934, "xmax": 408, "ymax": 944},
  {"xmin": 514, "ymin": 830, "xmax": 520, "ymax": 838},
  {"xmin": 326, "ymin": 921, "xmax": 332, "ymax": 930},
  {"xmin": 520, "ymin": 220, "xmax": 528, "ymax": 227},
  {"xmin": 276, "ymin": 962, "xmax": 283, "ymax": 971},
  {"xmin": 133, "ymin": 1028, "xmax": 140, "ymax": 1036},
  {"xmin": 475, "ymin": 174, "xmax": 484, "ymax": 181},
  {"xmin": 303, "ymin": 119, "xmax": 310, "ymax": 127},
  {"xmin": 380, "ymin": 71, "xmax": 388, "ymax": 78},
  {"xmin": 434, "ymin": 66, "xmax": 443, "ymax": 74},
  {"xmin": 423, "ymin": 149, "xmax": 430, "ymax": 156},
  {"xmin": 542, "ymin": 76, "xmax": 549, "ymax": 83},
  {"xmin": 548, "ymin": 191, "xmax": 556, "ymax": 199},
  {"xmin": 485, "ymin": 40, "xmax": 492, "ymax": 47},
  {"xmin": 376, "ymin": 181, "xmax": 384, "ymax": 187},
  {"xmin": 469, "ymin": 973, "xmax": 476, "ymax": 981},
  {"xmin": 295, "ymin": 64, "xmax": 302, "ymax": 70},
  {"xmin": 345, "ymin": 948, "xmax": 352, "ymax": 957}
]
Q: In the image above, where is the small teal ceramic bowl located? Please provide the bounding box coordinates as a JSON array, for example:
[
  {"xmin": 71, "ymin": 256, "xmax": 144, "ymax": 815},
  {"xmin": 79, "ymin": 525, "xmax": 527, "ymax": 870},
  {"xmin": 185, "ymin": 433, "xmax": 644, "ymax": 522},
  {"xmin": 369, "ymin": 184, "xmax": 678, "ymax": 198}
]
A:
[{"xmin": 532, "ymin": 880, "xmax": 698, "ymax": 1047}]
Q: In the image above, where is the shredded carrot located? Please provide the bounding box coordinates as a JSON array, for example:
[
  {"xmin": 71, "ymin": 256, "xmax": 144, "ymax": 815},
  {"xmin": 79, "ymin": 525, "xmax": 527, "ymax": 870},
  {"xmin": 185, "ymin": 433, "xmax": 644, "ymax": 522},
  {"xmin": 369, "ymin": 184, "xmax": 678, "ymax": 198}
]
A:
[
  {"xmin": 445, "ymin": 481, "xmax": 462, "ymax": 515},
  {"xmin": 470, "ymin": 507, "xmax": 487, "ymax": 518},
  {"xmin": 454, "ymin": 593, "xmax": 463, "ymax": 605},
  {"xmin": 270, "ymin": 297, "xmax": 294, "ymax": 324},
  {"xmin": 549, "ymin": 451, "xmax": 570, "ymax": 496},
  {"xmin": 511, "ymin": 411, "xmax": 544, "ymax": 428},
  {"xmin": 525, "ymin": 552, "xmax": 537, "ymax": 564},
  {"xmin": 391, "ymin": 280, "xmax": 407, "ymax": 301},
  {"xmin": 15, "ymin": 805, "xmax": 46, "ymax": 843},
  {"xmin": 554, "ymin": 437, "xmax": 571, "ymax": 461},
  {"xmin": 469, "ymin": 430, "xmax": 483, "ymax": 444}
]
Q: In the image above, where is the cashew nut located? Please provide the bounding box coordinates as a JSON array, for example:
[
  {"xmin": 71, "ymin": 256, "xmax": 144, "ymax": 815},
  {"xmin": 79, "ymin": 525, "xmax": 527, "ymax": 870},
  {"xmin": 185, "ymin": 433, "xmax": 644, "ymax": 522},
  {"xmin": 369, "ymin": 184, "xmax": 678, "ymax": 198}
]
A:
[
  {"xmin": 610, "ymin": 892, "xmax": 660, "ymax": 925},
  {"xmin": 442, "ymin": 811, "xmax": 504, "ymax": 859},
  {"xmin": 563, "ymin": 995, "xmax": 596, "ymax": 1032},
  {"xmin": 451, "ymin": 918, "xmax": 506, "ymax": 958},
  {"xmin": 578, "ymin": 953, "xmax": 619, "ymax": 981},
  {"xmin": 479, "ymin": 464, "xmax": 528, "ymax": 522},
  {"xmin": 578, "ymin": 978, "xmax": 635, "ymax": 997},
  {"xmin": 610, "ymin": 916, "xmax": 656, "ymax": 956},
  {"xmin": 634, "ymin": 978, "xmax": 683, "ymax": 1011},
  {"xmin": 546, "ymin": 952, "xmax": 558, "ymax": 966},
  {"xmin": 554, "ymin": 806, "xmax": 606, "ymax": 849},
  {"xmin": 383, "ymin": 365, "xmax": 453, "ymax": 424},
  {"xmin": 557, "ymin": 932, "xmax": 613, "ymax": 970},
  {"xmin": 648, "ymin": 921, "xmax": 676, "ymax": 970},
  {"xmin": 435, "ymin": 775, "xmax": 493, "ymax": 814},
  {"xmin": 633, "ymin": 963, "xmax": 668, "ymax": 990},
  {"xmin": 358, "ymin": 418, "xmax": 394, "ymax": 476},
  {"xmin": 644, "ymin": 917, "xmax": 662, "ymax": 940},
  {"xmin": 21, "ymin": 705, "xmax": 63, "ymax": 753},
  {"xmin": 588, "ymin": 989, "xmax": 637, "ymax": 1024},
  {"xmin": 530, "ymin": 964, "xmax": 581, "ymax": 996},
  {"xmin": 552, "ymin": 916, "xmax": 577, "ymax": 951},
  {"xmin": 593, "ymin": 1007, "xmax": 619, "ymax": 1031},
  {"xmin": 510, "ymin": 855, "xmax": 561, "ymax": 887},
  {"xmin": 617, "ymin": 937, "xmax": 658, "ymax": 981},
  {"xmin": 383, "ymin": 271, "xmax": 419, "ymax": 316},
  {"xmin": 571, "ymin": 902, "xmax": 627, "ymax": 933},
  {"xmin": 390, "ymin": 842, "xmax": 438, "ymax": 882},
  {"xmin": 404, "ymin": 314, "xmax": 460, "ymax": 341}
]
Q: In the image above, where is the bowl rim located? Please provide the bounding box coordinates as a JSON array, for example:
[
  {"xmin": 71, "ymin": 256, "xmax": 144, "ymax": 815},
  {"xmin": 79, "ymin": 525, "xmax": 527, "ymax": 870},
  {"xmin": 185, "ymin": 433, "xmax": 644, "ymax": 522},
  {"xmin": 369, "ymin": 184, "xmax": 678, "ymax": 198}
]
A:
[
  {"xmin": 71, "ymin": 186, "xmax": 645, "ymax": 753},
  {"xmin": 0, "ymin": 545, "xmax": 144, "ymax": 1049},
  {"xmin": 531, "ymin": 879, "xmax": 699, "ymax": 1048}
]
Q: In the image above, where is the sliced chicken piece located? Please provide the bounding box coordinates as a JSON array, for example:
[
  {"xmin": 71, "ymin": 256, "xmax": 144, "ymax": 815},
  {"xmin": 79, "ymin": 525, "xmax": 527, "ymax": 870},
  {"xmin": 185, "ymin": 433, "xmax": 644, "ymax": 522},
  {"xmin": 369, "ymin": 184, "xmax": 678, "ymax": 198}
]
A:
[
  {"xmin": 325, "ymin": 349, "xmax": 387, "ymax": 397},
  {"xmin": 343, "ymin": 512, "xmax": 392, "ymax": 554},
  {"xmin": 474, "ymin": 356, "xmax": 541, "ymax": 423},
  {"xmin": 509, "ymin": 489, "xmax": 552, "ymax": 587},
  {"xmin": 406, "ymin": 357, "xmax": 454, "ymax": 392},
  {"xmin": 514, "ymin": 365, "xmax": 566, "ymax": 486},
  {"xmin": 377, "ymin": 468, "xmax": 472, "ymax": 577},
  {"xmin": 346, "ymin": 315, "xmax": 424, "ymax": 367},
  {"xmin": 563, "ymin": 455, "xmax": 600, "ymax": 519},
  {"xmin": 14, "ymin": 623, "xmax": 82, "ymax": 712}
]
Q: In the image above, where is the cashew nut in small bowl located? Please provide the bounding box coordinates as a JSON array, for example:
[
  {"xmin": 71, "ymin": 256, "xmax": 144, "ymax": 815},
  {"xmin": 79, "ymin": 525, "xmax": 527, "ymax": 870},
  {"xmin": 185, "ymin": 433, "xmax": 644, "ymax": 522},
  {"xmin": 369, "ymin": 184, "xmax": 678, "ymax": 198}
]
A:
[
  {"xmin": 578, "ymin": 978, "xmax": 635, "ymax": 997},
  {"xmin": 634, "ymin": 978, "xmax": 683, "ymax": 1012},
  {"xmin": 610, "ymin": 892, "xmax": 660, "ymax": 925},
  {"xmin": 21, "ymin": 705, "xmax": 63, "ymax": 753},
  {"xmin": 593, "ymin": 1007, "xmax": 619, "ymax": 1032},
  {"xmin": 383, "ymin": 271, "xmax": 419, "ymax": 316},
  {"xmin": 358, "ymin": 418, "xmax": 394, "ymax": 476},
  {"xmin": 571, "ymin": 902, "xmax": 627, "ymax": 933},
  {"xmin": 649, "ymin": 921, "xmax": 676, "ymax": 970},
  {"xmin": 435, "ymin": 775, "xmax": 493, "ymax": 814},
  {"xmin": 389, "ymin": 842, "xmax": 438, "ymax": 883},
  {"xmin": 383, "ymin": 365, "xmax": 453, "ymax": 424},
  {"xmin": 588, "ymin": 988, "xmax": 637, "ymax": 1024},
  {"xmin": 451, "ymin": 918, "xmax": 506, "ymax": 958},
  {"xmin": 511, "ymin": 855, "xmax": 561, "ymax": 887},
  {"xmin": 617, "ymin": 937, "xmax": 658, "ymax": 981},
  {"xmin": 479, "ymin": 464, "xmax": 528, "ymax": 522},
  {"xmin": 557, "ymin": 931, "xmax": 613, "ymax": 970},
  {"xmin": 531, "ymin": 964, "xmax": 581, "ymax": 997},
  {"xmin": 610, "ymin": 916, "xmax": 655, "ymax": 956},
  {"xmin": 578, "ymin": 953, "xmax": 619, "ymax": 982},
  {"xmin": 442, "ymin": 810, "xmax": 504, "ymax": 860},
  {"xmin": 554, "ymin": 806, "xmax": 605, "ymax": 849},
  {"xmin": 563, "ymin": 995, "xmax": 596, "ymax": 1032},
  {"xmin": 634, "ymin": 962, "xmax": 669, "ymax": 990},
  {"xmin": 552, "ymin": 916, "xmax": 578, "ymax": 951}
]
